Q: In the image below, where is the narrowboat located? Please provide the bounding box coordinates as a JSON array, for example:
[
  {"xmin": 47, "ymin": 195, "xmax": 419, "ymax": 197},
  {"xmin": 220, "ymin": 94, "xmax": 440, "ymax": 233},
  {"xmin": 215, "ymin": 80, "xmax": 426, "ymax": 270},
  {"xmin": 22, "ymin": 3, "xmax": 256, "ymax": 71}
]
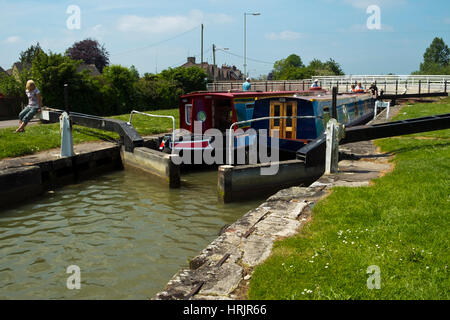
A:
[
  {"xmin": 250, "ymin": 93, "xmax": 375, "ymax": 154},
  {"xmin": 159, "ymin": 89, "xmax": 326, "ymax": 156}
]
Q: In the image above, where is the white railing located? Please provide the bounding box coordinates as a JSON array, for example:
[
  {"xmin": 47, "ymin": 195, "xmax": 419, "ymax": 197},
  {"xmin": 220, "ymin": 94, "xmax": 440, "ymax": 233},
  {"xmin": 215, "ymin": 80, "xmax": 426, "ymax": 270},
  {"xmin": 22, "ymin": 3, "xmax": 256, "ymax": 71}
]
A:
[
  {"xmin": 127, "ymin": 110, "xmax": 176, "ymax": 154},
  {"xmin": 313, "ymin": 75, "xmax": 449, "ymax": 94},
  {"xmin": 207, "ymin": 75, "xmax": 449, "ymax": 94},
  {"xmin": 207, "ymin": 80, "xmax": 314, "ymax": 92},
  {"xmin": 227, "ymin": 115, "xmax": 321, "ymax": 165}
]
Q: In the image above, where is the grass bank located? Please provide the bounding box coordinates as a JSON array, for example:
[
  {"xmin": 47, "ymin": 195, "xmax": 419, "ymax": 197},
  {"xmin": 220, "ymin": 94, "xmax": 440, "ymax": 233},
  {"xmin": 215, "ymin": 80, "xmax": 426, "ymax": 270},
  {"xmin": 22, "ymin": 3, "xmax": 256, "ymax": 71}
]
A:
[
  {"xmin": 0, "ymin": 108, "xmax": 179, "ymax": 160},
  {"xmin": 248, "ymin": 97, "xmax": 450, "ymax": 300}
]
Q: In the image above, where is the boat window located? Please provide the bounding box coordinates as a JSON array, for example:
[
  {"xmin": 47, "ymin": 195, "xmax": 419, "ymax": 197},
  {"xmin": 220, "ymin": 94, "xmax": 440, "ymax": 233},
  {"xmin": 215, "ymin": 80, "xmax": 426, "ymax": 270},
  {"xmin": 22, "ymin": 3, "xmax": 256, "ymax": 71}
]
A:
[
  {"xmin": 286, "ymin": 104, "xmax": 293, "ymax": 127},
  {"xmin": 185, "ymin": 104, "xmax": 192, "ymax": 125},
  {"xmin": 274, "ymin": 104, "xmax": 281, "ymax": 126}
]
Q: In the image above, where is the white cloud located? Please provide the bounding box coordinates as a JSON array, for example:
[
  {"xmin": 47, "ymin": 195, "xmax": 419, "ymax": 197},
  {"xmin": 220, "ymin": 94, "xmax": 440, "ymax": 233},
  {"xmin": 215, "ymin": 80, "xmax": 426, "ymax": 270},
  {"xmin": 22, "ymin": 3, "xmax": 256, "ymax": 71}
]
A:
[
  {"xmin": 265, "ymin": 30, "xmax": 303, "ymax": 41},
  {"xmin": 117, "ymin": 10, "xmax": 233, "ymax": 35},
  {"xmin": 4, "ymin": 36, "xmax": 21, "ymax": 44}
]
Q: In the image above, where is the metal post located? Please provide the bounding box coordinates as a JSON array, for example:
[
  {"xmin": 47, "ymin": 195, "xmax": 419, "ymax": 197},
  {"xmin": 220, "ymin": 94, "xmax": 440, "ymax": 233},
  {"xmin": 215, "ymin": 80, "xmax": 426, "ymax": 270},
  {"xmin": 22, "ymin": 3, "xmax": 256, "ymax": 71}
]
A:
[
  {"xmin": 395, "ymin": 80, "xmax": 398, "ymax": 95},
  {"xmin": 325, "ymin": 118, "xmax": 339, "ymax": 174},
  {"xmin": 332, "ymin": 86, "xmax": 338, "ymax": 120},
  {"xmin": 60, "ymin": 84, "xmax": 74, "ymax": 158},
  {"xmin": 445, "ymin": 80, "xmax": 447, "ymax": 93},
  {"xmin": 418, "ymin": 80, "xmax": 421, "ymax": 94},
  {"xmin": 64, "ymin": 84, "xmax": 69, "ymax": 113}
]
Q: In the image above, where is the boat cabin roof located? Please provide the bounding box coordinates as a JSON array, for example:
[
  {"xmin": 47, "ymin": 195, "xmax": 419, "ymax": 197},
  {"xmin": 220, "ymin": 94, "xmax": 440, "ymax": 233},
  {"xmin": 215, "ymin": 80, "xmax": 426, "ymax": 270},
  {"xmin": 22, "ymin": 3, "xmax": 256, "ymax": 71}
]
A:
[
  {"xmin": 256, "ymin": 93, "xmax": 373, "ymax": 103},
  {"xmin": 180, "ymin": 90, "xmax": 326, "ymax": 100}
]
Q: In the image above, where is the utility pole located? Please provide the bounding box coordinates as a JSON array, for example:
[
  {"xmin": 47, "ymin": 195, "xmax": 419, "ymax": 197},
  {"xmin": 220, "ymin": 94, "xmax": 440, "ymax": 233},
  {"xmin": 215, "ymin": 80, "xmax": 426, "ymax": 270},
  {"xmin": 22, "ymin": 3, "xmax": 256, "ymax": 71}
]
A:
[
  {"xmin": 201, "ymin": 24, "xmax": 204, "ymax": 65},
  {"xmin": 213, "ymin": 44, "xmax": 216, "ymax": 66}
]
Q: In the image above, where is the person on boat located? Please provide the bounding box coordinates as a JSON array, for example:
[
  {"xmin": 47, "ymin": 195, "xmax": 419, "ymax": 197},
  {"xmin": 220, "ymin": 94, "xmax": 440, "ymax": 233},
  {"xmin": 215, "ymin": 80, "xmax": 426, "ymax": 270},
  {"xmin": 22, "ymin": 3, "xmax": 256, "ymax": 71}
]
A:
[
  {"xmin": 369, "ymin": 82, "xmax": 378, "ymax": 98},
  {"xmin": 16, "ymin": 80, "xmax": 42, "ymax": 133},
  {"xmin": 350, "ymin": 84, "xmax": 356, "ymax": 93},
  {"xmin": 242, "ymin": 78, "xmax": 251, "ymax": 91},
  {"xmin": 355, "ymin": 82, "xmax": 365, "ymax": 93},
  {"xmin": 311, "ymin": 79, "xmax": 321, "ymax": 89}
]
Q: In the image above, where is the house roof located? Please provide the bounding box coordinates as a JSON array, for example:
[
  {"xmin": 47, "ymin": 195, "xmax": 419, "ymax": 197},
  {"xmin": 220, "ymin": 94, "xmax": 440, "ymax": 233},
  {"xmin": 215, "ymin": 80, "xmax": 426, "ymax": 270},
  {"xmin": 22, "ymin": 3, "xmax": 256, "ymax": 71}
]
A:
[{"xmin": 76, "ymin": 63, "xmax": 101, "ymax": 76}]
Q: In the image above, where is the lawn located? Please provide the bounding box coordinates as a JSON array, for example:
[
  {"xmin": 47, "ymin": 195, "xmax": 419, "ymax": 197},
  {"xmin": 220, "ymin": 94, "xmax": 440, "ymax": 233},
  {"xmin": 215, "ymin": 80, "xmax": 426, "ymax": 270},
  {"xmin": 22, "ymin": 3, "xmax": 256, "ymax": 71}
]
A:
[
  {"xmin": 248, "ymin": 97, "xmax": 450, "ymax": 300},
  {"xmin": 0, "ymin": 108, "xmax": 179, "ymax": 160}
]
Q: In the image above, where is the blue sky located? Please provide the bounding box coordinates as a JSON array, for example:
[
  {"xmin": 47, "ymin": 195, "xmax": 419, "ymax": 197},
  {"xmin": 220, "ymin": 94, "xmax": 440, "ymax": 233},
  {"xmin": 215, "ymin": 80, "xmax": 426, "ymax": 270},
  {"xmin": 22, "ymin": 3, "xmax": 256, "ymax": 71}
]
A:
[{"xmin": 1, "ymin": 0, "xmax": 449, "ymax": 77}]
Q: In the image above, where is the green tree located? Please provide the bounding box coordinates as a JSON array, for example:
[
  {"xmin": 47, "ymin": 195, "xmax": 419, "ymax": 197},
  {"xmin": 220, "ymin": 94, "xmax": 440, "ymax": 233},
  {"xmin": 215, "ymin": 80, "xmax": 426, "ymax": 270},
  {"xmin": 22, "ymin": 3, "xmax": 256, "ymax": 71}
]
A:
[
  {"xmin": 324, "ymin": 58, "xmax": 344, "ymax": 76},
  {"xmin": 19, "ymin": 42, "xmax": 44, "ymax": 67},
  {"xmin": 272, "ymin": 54, "xmax": 305, "ymax": 79},
  {"xmin": 272, "ymin": 54, "xmax": 344, "ymax": 80},
  {"xmin": 414, "ymin": 37, "xmax": 450, "ymax": 75},
  {"xmin": 101, "ymin": 65, "xmax": 140, "ymax": 114},
  {"xmin": 159, "ymin": 66, "xmax": 207, "ymax": 94},
  {"xmin": 0, "ymin": 74, "xmax": 23, "ymax": 98},
  {"xmin": 30, "ymin": 50, "xmax": 82, "ymax": 109}
]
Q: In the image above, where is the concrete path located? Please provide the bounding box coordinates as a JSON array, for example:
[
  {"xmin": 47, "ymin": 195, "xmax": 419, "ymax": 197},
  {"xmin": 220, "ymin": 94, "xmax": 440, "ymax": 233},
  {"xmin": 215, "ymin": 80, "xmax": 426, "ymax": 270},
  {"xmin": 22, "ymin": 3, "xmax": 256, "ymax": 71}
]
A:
[{"xmin": 0, "ymin": 118, "xmax": 40, "ymax": 129}]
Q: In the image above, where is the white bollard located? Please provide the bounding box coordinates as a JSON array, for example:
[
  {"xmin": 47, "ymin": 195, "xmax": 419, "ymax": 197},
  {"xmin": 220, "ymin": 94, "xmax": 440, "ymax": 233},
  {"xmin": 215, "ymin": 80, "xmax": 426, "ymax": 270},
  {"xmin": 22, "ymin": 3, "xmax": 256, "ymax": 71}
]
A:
[
  {"xmin": 60, "ymin": 111, "xmax": 74, "ymax": 157},
  {"xmin": 325, "ymin": 118, "xmax": 339, "ymax": 174}
]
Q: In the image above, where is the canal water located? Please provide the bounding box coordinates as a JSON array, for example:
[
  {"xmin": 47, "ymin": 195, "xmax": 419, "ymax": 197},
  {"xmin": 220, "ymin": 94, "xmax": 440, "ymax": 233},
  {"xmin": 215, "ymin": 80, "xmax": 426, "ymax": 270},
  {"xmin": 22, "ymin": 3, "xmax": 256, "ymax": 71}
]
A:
[{"xmin": 0, "ymin": 169, "xmax": 261, "ymax": 299}]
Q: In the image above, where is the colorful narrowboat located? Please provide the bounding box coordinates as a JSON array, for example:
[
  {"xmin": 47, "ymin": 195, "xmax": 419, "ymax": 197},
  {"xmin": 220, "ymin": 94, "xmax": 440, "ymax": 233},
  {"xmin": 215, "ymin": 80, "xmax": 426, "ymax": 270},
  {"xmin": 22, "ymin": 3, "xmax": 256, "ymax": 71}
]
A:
[{"xmin": 160, "ymin": 89, "xmax": 326, "ymax": 153}]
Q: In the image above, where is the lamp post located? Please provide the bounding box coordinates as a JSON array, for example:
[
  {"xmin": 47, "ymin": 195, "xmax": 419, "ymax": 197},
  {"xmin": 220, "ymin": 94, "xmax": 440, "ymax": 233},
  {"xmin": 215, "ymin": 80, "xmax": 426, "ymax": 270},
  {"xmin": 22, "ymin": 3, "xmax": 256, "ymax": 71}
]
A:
[
  {"xmin": 244, "ymin": 12, "xmax": 260, "ymax": 78},
  {"xmin": 213, "ymin": 45, "xmax": 229, "ymax": 81}
]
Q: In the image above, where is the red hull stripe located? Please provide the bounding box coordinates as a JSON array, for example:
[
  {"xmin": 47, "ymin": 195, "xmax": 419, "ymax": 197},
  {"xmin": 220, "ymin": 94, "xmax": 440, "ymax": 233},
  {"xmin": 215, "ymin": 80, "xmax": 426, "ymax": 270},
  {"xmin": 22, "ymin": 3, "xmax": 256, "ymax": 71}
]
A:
[{"xmin": 174, "ymin": 140, "xmax": 211, "ymax": 149}]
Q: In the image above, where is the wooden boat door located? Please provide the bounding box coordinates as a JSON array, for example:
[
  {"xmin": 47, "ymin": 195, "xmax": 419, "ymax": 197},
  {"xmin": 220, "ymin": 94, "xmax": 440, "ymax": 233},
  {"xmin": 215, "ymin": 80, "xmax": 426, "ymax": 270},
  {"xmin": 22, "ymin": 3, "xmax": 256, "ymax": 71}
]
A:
[{"xmin": 269, "ymin": 100, "xmax": 297, "ymax": 139}]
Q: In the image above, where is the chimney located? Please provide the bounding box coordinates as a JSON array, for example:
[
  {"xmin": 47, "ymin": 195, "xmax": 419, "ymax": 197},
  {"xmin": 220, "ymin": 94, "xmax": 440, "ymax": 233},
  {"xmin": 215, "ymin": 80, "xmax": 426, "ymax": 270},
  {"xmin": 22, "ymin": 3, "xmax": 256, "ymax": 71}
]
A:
[{"xmin": 187, "ymin": 57, "xmax": 196, "ymax": 64}]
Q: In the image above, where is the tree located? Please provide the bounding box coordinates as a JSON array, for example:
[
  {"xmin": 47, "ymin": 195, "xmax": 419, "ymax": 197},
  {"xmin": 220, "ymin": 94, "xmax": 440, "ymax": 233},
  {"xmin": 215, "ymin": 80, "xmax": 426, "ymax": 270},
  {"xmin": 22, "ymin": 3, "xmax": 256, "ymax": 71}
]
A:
[
  {"xmin": 159, "ymin": 66, "xmax": 207, "ymax": 94},
  {"xmin": 66, "ymin": 38, "xmax": 110, "ymax": 73},
  {"xmin": 323, "ymin": 58, "xmax": 344, "ymax": 76},
  {"xmin": 272, "ymin": 54, "xmax": 305, "ymax": 79},
  {"xmin": 31, "ymin": 50, "xmax": 83, "ymax": 109},
  {"xmin": 101, "ymin": 65, "xmax": 140, "ymax": 114},
  {"xmin": 414, "ymin": 37, "xmax": 450, "ymax": 75},
  {"xmin": 272, "ymin": 54, "xmax": 344, "ymax": 80},
  {"xmin": 19, "ymin": 42, "xmax": 44, "ymax": 67},
  {"xmin": 0, "ymin": 73, "xmax": 23, "ymax": 98}
]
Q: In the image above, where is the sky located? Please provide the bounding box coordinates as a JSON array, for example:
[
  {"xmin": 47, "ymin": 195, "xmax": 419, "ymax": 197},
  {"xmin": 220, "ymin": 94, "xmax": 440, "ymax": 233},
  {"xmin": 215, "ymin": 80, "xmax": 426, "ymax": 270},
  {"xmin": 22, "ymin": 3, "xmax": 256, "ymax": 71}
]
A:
[{"xmin": 0, "ymin": 0, "xmax": 449, "ymax": 77}]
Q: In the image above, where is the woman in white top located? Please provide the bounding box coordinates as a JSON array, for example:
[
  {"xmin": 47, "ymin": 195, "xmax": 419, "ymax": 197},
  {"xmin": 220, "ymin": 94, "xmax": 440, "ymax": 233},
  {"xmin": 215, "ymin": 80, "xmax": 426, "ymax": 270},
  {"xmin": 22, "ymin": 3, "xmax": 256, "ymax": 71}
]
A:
[{"xmin": 16, "ymin": 80, "xmax": 42, "ymax": 133}]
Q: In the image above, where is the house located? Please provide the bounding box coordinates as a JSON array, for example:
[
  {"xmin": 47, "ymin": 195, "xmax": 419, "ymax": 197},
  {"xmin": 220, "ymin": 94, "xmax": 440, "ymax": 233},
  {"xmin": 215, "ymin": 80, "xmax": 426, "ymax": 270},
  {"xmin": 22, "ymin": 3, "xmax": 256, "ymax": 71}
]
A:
[
  {"xmin": 76, "ymin": 63, "xmax": 101, "ymax": 76},
  {"xmin": 180, "ymin": 57, "xmax": 244, "ymax": 81},
  {"xmin": 10, "ymin": 62, "xmax": 30, "ymax": 81}
]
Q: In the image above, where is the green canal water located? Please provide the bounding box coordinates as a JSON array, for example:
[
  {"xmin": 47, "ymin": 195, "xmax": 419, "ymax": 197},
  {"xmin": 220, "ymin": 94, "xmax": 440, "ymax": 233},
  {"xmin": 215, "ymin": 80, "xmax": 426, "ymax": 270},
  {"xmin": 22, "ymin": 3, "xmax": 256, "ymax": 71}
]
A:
[{"xmin": 0, "ymin": 169, "xmax": 261, "ymax": 299}]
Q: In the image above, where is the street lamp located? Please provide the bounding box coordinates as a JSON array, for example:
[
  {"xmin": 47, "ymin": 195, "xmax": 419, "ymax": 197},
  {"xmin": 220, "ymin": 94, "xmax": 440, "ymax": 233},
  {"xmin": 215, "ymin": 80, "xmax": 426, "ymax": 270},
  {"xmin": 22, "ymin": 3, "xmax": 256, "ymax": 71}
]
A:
[
  {"xmin": 212, "ymin": 45, "xmax": 229, "ymax": 81},
  {"xmin": 244, "ymin": 12, "xmax": 260, "ymax": 78}
]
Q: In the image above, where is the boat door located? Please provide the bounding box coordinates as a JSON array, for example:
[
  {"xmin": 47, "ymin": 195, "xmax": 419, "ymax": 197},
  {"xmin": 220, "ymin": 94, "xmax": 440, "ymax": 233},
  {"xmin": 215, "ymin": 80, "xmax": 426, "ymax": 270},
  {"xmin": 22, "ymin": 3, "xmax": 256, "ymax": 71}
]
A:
[{"xmin": 269, "ymin": 99, "xmax": 297, "ymax": 139}]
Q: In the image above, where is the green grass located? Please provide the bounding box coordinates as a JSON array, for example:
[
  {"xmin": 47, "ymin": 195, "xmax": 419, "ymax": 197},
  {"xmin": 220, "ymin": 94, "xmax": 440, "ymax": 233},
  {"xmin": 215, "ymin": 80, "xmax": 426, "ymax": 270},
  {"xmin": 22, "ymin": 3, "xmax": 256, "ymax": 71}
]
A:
[
  {"xmin": 0, "ymin": 108, "xmax": 179, "ymax": 159},
  {"xmin": 248, "ymin": 98, "xmax": 450, "ymax": 300}
]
